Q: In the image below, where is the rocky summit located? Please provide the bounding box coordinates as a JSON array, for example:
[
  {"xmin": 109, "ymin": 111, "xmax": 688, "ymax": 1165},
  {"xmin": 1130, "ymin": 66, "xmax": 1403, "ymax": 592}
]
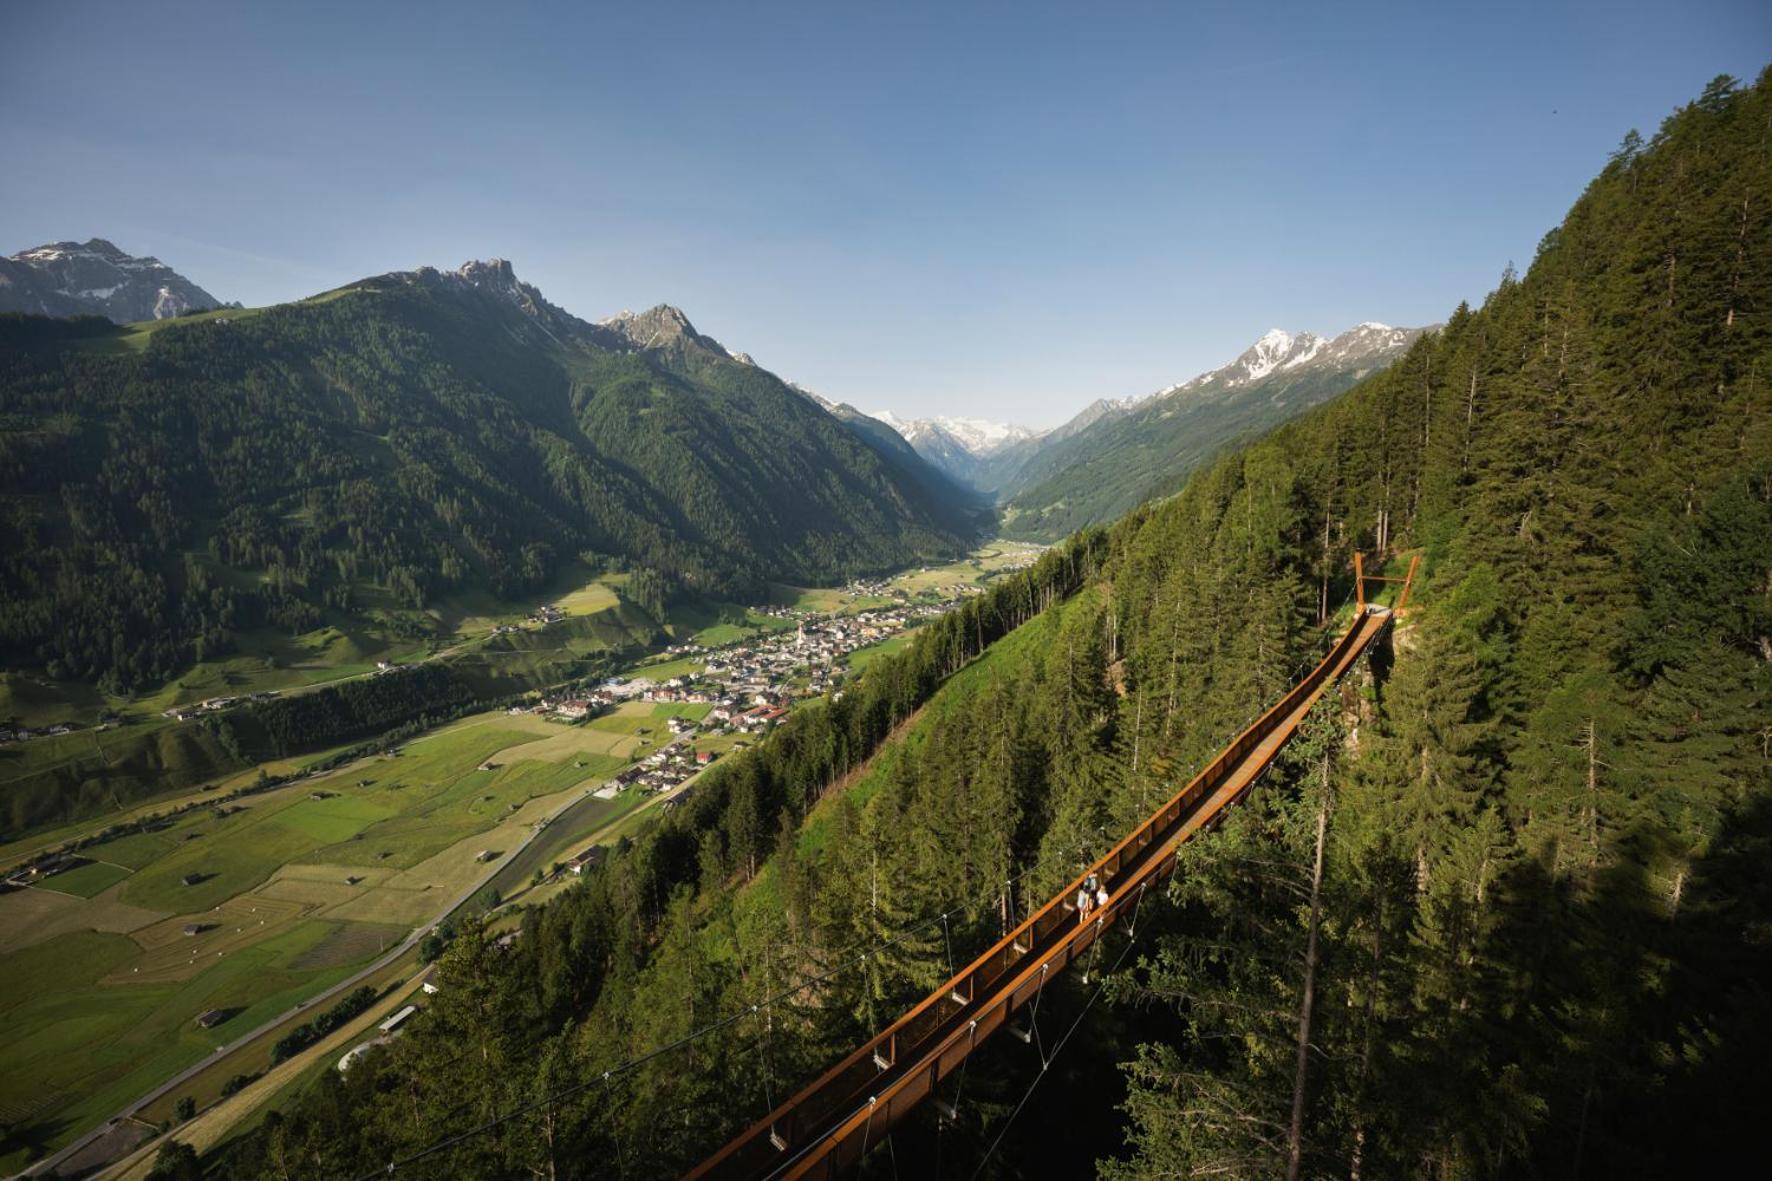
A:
[{"xmin": 0, "ymin": 237, "xmax": 223, "ymax": 322}]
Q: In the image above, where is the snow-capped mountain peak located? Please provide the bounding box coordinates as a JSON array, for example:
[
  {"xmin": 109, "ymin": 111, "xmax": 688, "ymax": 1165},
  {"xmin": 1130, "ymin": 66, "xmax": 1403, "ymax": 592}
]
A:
[
  {"xmin": 1141, "ymin": 321, "xmax": 1423, "ymax": 404},
  {"xmin": 0, "ymin": 237, "xmax": 224, "ymax": 322},
  {"xmin": 868, "ymin": 412, "xmax": 1038, "ymax": 457},
  {"xmin": 1255, "ymin": 327, "xmax": 1293, "ymax": 352}
]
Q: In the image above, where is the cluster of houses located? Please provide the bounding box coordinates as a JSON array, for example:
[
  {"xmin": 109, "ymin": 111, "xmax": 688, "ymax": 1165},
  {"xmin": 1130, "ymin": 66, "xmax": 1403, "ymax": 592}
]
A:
[
  {"xmin": 933, "ymin": 581, "xmax": 988, "ymax": 600},
  {"xmin": 162, "ymin": 690, "xmax": 278, "ymax": 723},
  {"xmin": 842, "ymin": 576, "xmax": 899, "ymax": 598},
  {"xmin": 689, "ymin": 601, "xmax": 949, "ymax": 699},
  {"xmin": 490, "ymin": 603, "xmax": 567, "ymax": 638},
  {"xmin": 519, "ymin": 600, "xmax": 959, "ymax": 764},
  {"xmin": 537, "ymin": 612, "xmax": 905, "ymax": 729},
  {"xmin": 0, "ymin": 720, "xmax": 78, "ymax": 744},
  {"xmin": 605, "ymin": 739, "xmax": 720, "ymax": 797},
  {"xmin": 519, "ymin": 600, "xmax": 978, "ymax": 812},
  {"xmin": 520, "ymin": 674, "xmax": 655, "ymax": 722}
]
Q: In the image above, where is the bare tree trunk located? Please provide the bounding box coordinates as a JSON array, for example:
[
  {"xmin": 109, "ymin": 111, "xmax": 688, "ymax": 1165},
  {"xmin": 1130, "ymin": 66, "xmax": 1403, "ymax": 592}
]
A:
[
  {"xmin": 1131, "ymin": 692, "xmax": 1144, "ymax": 786},
  {"xmin": 1348, "ymin": 894, "xmax": 1385, "ymax": 1181},
  {"xmin": 1583, "ymin": 719, "xmax": 1602, "ymax": 855},
  {"xmin": 1376, "ymin": 485, "xmax": 1390, "ymax": 554},
  {"xmin": 1573, "ymin": 1058, "xmax": 1598, "ymax": 1181},
  {"xmin": 1463, "ymin": 367, "xmax": 1479, "ymax": 473},
  {"xmin": 1320, "ymin": 509, "xmax": 1333, "ymax": 624},
  {"xmin": 1287, "ymin": 777, "xmax": 1332, "ymax": 1181},
  {"xmin": 1164, "ymin": 612, "xmax": 1181, "ymax": 737},
  {"xmin": 1422, "ymin": 349, "xmax": 1432, "ymax": 453},
  {"xmin": 1726, "ymin": 191, "xmax": 1750, "ymax": 327}
]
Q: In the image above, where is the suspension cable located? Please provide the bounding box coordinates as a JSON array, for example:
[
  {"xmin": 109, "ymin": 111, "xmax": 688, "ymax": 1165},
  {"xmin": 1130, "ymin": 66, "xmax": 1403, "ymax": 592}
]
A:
[{"xmin": 967, "ymin": 922, "xmax": 1145, "ymax": 1180}]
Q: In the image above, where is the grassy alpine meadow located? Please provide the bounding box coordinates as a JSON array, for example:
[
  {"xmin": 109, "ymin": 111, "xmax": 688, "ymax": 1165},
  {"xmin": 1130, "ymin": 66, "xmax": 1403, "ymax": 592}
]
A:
[
  {"xmin": 761, "ymin": 540, "xmax": 1044, "ymax": 614},
  {"xmin": 767, "ymin": 583, "xmax": 857, "ymax": 613},
  {"xmin": 434, "ymin": 562, "xmax": 630, "ymax": 639},
  {"xmin": 2, "ymin": 621, "xmax": 433, "ymax": 735},
  {"xmin": 799, "ymin": 584, "xmax": 1090, "ymax": 854}
]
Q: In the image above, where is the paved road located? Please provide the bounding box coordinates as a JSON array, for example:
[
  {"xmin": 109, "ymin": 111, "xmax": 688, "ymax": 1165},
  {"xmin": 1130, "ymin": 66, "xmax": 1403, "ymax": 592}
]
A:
[{"xmin": 20, "ymin": 733, "xmax": 696, "ymax": 1180}]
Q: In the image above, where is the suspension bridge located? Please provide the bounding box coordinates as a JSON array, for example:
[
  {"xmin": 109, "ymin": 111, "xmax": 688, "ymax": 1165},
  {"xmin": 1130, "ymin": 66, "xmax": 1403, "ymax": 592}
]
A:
[{"xmin": 689, "ymin": 561, "xmax": 1409, "ymax": 1179}]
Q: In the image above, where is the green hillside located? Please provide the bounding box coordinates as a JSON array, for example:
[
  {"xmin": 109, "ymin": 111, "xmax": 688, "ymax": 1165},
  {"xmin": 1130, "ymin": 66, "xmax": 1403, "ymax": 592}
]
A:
[
  {"xmin": 199, "ymin": 71, "xmax": 1770, "ymax": 1181},
  {"xmin": 0, "ymin": 267, "xmax": 983, "ymax": 694},
  {"xmin": 997, "ymin": 349, "xmax": 1407, "ymax": 538}
]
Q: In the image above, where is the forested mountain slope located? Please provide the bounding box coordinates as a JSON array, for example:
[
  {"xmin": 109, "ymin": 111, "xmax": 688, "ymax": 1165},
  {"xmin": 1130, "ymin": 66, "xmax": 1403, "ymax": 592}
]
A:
[
  {"xmin": 207, "ymin": 71, "xmax": 1768, "ymax": 1180},
  {"xmin": 0, "ymin": 264, "xmax": 983, "ymax": 691},
  {"xmin": 789, "ymin": 387, "xmax": 994, "ymax": 513},
  {"xmin": 996, "ymin": 323, "xmax": 1422, "ymax": 538}
]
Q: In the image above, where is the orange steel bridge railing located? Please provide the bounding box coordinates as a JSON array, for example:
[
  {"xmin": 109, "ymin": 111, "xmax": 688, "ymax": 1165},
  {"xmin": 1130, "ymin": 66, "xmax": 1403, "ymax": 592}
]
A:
[{"xmin": 688, "ymin": 605, "xmax": 1396, "ymax": 1180}]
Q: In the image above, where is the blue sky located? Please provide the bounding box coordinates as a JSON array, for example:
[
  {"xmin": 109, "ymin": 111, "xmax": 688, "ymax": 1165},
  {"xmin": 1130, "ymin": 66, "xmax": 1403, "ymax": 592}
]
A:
[{"xmin": 2, "ymin": 1, "xmax": 1765, "ymax": 426}]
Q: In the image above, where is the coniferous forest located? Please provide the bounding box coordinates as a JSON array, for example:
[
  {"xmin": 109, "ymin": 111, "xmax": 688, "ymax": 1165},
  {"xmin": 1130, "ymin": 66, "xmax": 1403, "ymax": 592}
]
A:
[
  {"xmin": 0, "ymin": 269, "xmax": 982, "ymax": 694},
  {"xmin": 183, "ymin": 71, "xmax": 1772, "ymax": 1180}
]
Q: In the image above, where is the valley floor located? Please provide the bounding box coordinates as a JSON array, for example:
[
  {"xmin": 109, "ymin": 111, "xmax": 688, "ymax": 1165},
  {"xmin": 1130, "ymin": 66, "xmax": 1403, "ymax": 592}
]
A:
[{"xmin": 0, "ymin": 540, "xmax": 1043, "ymax": 1177}]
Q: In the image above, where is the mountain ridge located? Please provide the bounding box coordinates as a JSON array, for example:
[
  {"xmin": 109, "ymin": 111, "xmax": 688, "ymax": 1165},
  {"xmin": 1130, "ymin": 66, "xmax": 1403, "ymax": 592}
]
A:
[
  {"xmin": 0, "ymin": 237, "xmax": 224, "ymax": 322},
  {"xmin": 864, "ymin": 321, "xmax": 1423, "ymax": 499},
  {"xmin": 0, "ymin": 258, "xmax": 984, "ymax": 690},
  {"xmin": 993, "ymin": 320, "xmax": 1426, "ymax": 533}
]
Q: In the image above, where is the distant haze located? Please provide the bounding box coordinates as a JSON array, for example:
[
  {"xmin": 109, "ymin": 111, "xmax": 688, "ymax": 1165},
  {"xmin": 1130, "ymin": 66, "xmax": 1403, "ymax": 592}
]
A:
[{"xmin": 1, "ymin": 0, "xmax": 1765, "ymax": 425}]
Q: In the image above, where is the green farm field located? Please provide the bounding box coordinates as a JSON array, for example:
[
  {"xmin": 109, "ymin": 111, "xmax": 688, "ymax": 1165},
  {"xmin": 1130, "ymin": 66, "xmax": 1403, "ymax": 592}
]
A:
[
  {"xmin": 626, "ymin": 654, "xmax": 707, "ymax": 682},
  {"xmin": 757, "ymin": 541, "xmax": 1041, "ymax": 616},
  {"xmin": 884, "ymin": 539, "xmax": 1045, "ymax": 596},
  {"xmin": 0, "ymin": 571, "xmax": 662, "ymax": 854},
  {"xmin": 113, "ymin": 959, "xmax": 435, "ymax": 1179},
  {"xmin": 0, "ymin": 920, "xmax": 361, "ymax": 1176},
  {"xmin": 33, "ymin": 857, "xmax": 134, "ymax": 897},
  {"xmin": 767, "ymin": 583, "xmax": 856, "ymax": 613},
  {"xmin": 843, "ymin": 629, "xmax": 920, "ymax": 672},
  {"xmin": 0, "ymin": 707, "xmax": 643, "ymax": 1172},
  {"xmin": 584, "ymin": 700, "xmax": 712, "ymax": 738}
]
